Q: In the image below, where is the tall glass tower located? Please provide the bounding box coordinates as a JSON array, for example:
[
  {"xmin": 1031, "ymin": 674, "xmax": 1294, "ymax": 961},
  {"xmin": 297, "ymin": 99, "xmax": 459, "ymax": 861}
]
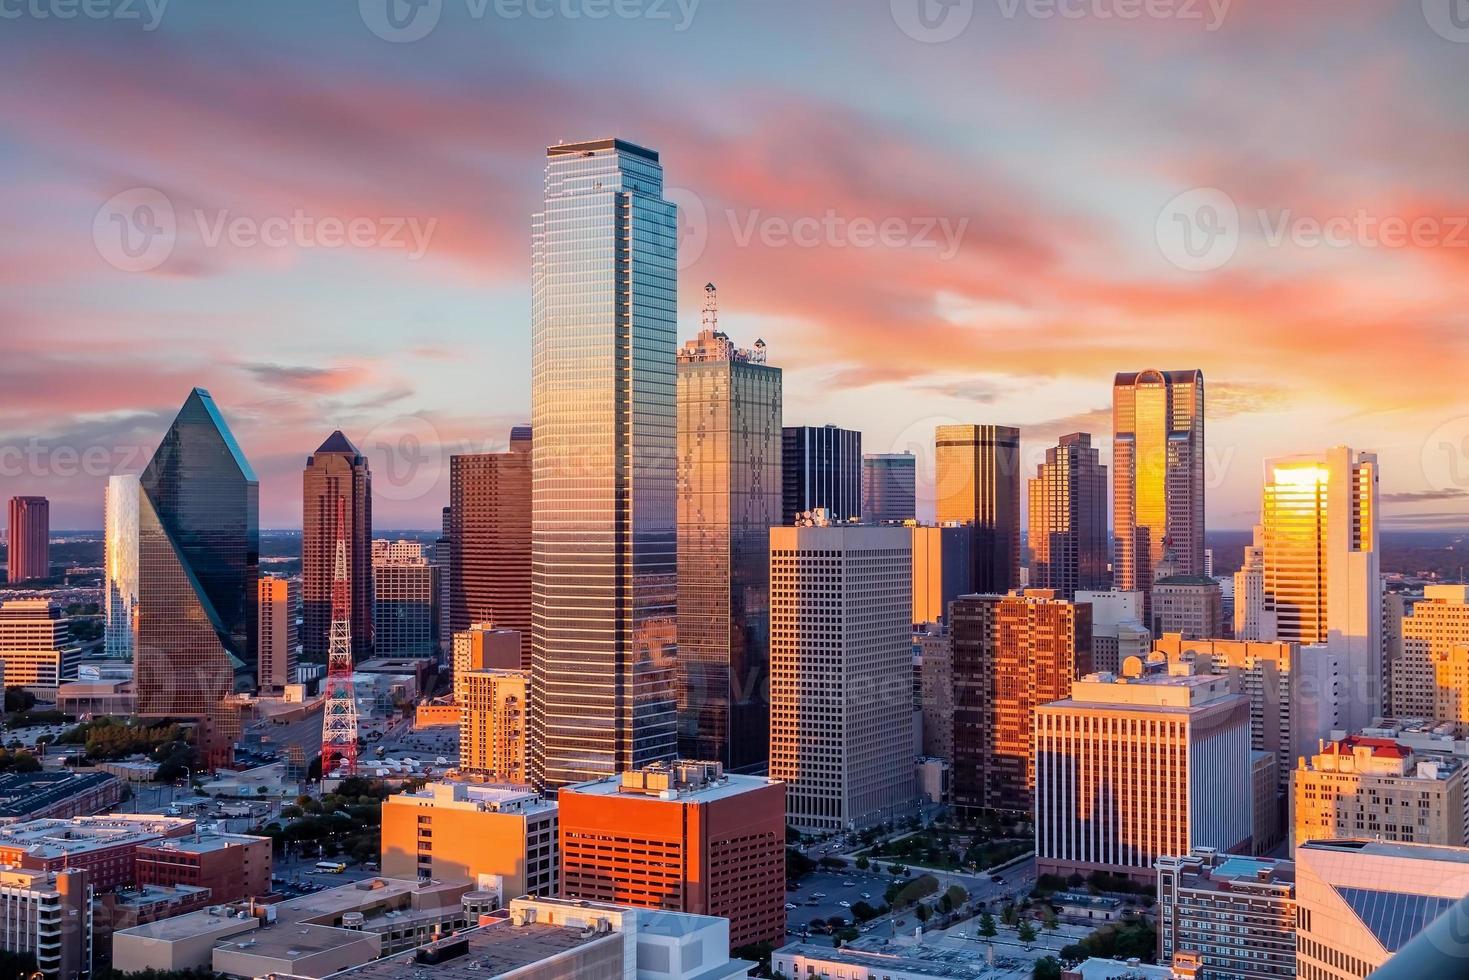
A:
[
  {"xmin": 529, "ymin": 138, "xmax": 679, "ymax": 788},
  {"xmin": 137, "ymin": 387, "xmax": 259, "ymax": 719},
  {"xmin": 103, "ymin": 474, "xmax": 139, "ymax": 659},
  {"xmin": 675, "ymin": 285, "xmax": 782, "ymax": 771}
]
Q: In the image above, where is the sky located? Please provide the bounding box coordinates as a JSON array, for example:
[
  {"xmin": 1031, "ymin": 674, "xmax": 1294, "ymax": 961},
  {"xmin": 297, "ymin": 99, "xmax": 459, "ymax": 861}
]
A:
[{"xmin": 1, "ymin": 0, "xmax": 1467, "ymax": 530}]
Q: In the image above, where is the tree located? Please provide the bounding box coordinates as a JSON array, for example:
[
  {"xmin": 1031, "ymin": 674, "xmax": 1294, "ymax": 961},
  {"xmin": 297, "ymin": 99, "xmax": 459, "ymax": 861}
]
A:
[
  {"xmin": 978, "ymin": 912, "xmax": 997, "ymax": 938},
  {"xmin": 1043, "ymin": 907, "xmax": 1059, "ymax": 932},
  {"xmin": 1018, "ymin": 919, "xmax": 1038, "ymax": 943},
  {"xmin": 1034, "ymin": 957, "xmax": 1063, "ymax": 980},
  {"xmin": 4, "ymin": 687, "xmax": 35, "ymax": 713},
  {"xmin": 915, "ymin": 902, "xmax": 932, "ymax": 923},
  {"xmin": 855, "ymin": 855, "xmax": 870, "ymax": 870}
]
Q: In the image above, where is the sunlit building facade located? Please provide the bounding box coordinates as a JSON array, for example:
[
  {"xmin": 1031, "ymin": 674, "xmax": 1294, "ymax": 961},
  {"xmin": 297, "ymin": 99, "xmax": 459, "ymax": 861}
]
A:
[
  {"xmin": 1156, "ymin": 849, "xmax": 1297, "ymax": 980},
  {"xmin": 256, "ymin": 574, "xmax": 297, "ymax": 694},
  {"xmin": 6, "ymin": 495, "xmax": 49, "ymax": 583},
  {"xmin": 1260, "ymin": 447, "xmax": 1381, "ymax": 731},
  {"xmin": 103, "ymin": 474, "xmax": 139, "ymax": 660},
  {"xmin": 1112, "ymin": 370, "xmax": 1205, "ymax": 595},
  {"xmin": 456, "ymin": 668, "xmax": 528, "ymax": 783},
  {"xmin": 862, "ymin": 452, "xmax": 917, "ymax": 524},
  {"xmin": 0, "ymin": 599, "xmax": 81, "ymax": 697},
  {"xmin": 909, "ymin": 524, "xmax": 972, "ymax": 626},
  {"xmin": 934, "ymin": 424, "xmax": 1021, "ymax": 594},
  {"xmin": 1028, "ymin": 432, "xmax": 1108, "ymax": 599},
  {"xmin": 449, "ymin": 427, "xmax": 532, "ymax": 645},
  {"xmin": 302, "ymin": 431, "xmax": 372, "ymax": 662},
  {"xmin": 529, "ymin": 138, "xmax": 678, "ymax": 789},
  {"xmin": 675, "ymin": 310, "xmax": 781, "ymax": 771},
  {"xmin": 1234, "ymin": 525, "xmax": 1267, "ymax": 641},
  {"xmin": 1390, "ymin": 584, "xmax": 1469, "ymax": 723},
  {"xmin": 137, "ymin": 388, "xmax": 259, "ymax": 719},
  {"xmin": 781, "ymin": 424, "xmax": 862, "ymax": 525}
]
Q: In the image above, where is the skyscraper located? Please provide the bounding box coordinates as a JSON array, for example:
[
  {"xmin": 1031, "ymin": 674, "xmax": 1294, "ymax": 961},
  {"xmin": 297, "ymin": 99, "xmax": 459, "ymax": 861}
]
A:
[
  {"xmin": 1260, "ymin": 447, "xmax": 1381, "ymax": 730},
  {"xmin": 951, "ymin": 590, "xmax": 1091, "ymax": 813},
  {"xmin": 257, "ymin": 574, "xmax": 297, "ymax": 693},
  {"xmin": 136, "ymin": 388, "xmax": 259, "ymax": 720},
  {"xmin": 302, "ymin": 431, "xmax": 372, "ymax": 661},
  {"xmin": 1389, "ymin": 585, "xmax": 1469, "ymax": 721},
  {"xmin": 6, "ymin": 496, "xmax": 49, "ymax": 583},
  {"xmin": 529, "ymin": 138, "xmax": 678, "ymax": 788},
  {"xmin": 456, "ymin": 668, "xmax": 529, "ymax": 784},
  {"xmin": 1112, "ymin": 370, "xmax": 1205, "ymax": 593},
  {"xmin": 934, "ymin": 424, "xmax": 1021, "ymax": 593},
  {"xmin": 1027, "ymin": 432, "xmax": 1108, "ymax": 598},
  {"xmin": 371, "ymin": 539, "xmax": 438, "ymax": 656},
  {"xmin": 769, "ymin": 517, "xmax": 915, "ymax": 833},
  {"xmin": 1234, "ymin": 525, "xmax": 1267, "ymax": 640},
  {"xmin": 450, "ymin": 427, "xmax": 532, "ymax": 644},
  {"xmin": 781, "ymin": 425, "xmax": 862, "ymax": 525},
  {"xmin": 862, "ymin": 452, "xmax": 917, "ymax": 524},
  {"xmin": 675, "ymin": 291, "xmax": 782, "ymax": 771},
  {"xmin": 909, "ymin": 524, "xmax": 972, "ymax": 626},
  {"xmin": 103, "ymin": 474, "xmax": 139, "ymax": 659}
]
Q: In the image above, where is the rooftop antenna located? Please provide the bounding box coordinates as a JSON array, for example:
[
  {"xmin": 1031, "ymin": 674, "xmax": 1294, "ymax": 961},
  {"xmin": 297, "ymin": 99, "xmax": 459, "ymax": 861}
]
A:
[{"xmin": 702, "ymin": 282, "xmax": 718, "ymax": 334}]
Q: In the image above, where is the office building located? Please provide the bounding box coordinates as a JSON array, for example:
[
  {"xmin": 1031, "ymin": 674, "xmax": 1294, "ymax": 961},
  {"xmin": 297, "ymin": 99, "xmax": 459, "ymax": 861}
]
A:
[
  {"xmin": 457, "ymin": 668, "xmax": 529, "ymax": 783},
  {"xmin": 1112, "ymin": 370, "xmax": 1206, "ymax": 595},
  {"xmin": 0, "ymin": 771, "xmax": 125, "ymax": 822},
  {"xmin": 769, "ymin": 518, "xmax": 915, "ymax": 832},
  {"xmin": 1434, "ymin": 645, "xmax": 1469, "ymax": 735},
  {"xmin": 453, "ymin": 624, "xmax": 523, "ymax": 676},
  {"xmin": 1260, "ymin": 447, "xmax": 1382, "ymax": 731},
  {"xmin": 1151, "ymin": 575, "xmax": 1224, "ymax": 639},
  {"xmin": 675, "ymin": 305, "xmax": 781, "ymax": 770},
  {"xmin": 935, "ymin": 423, "xmax": 1021, "ymax": 593},
  {"xmin": 449, "ymin": 427, "xmax": 532, "ymax": 642},
  {"xmin": 103, "ymin": 474, "xmax": 139, "ymax": 659},
  {"xmin": 1035, "ymin": 662, "xmax": 1252, "ymax": 882},
  {"xmin": 1294, "ymin": 838, "xmax": 1469, "ymax": 980},
  {"xmin": 136, "ymin": 388, "xmax": 259, "ymax": 731},
  {"xmin": 6, "ymin": 495, "xmax": 49, "ymax": 583},
  {"xmin": 371, "ymin": 539, "xmax": 438, "ymax": 657},
  {"xmin": 0, "ymin": 599, "xmax": 81, "ymax": 697},
  {"xmin": 1155, "ymin": 849, "xmax": 1296, "ymax": 980},
  {"xmin": 1234, "ymin": 526, "xmax": 1267, "ymax": 641},
  {"xmin": 1028, "ymin": 433, "xmax": 1108, "ymax": 599},
  {"xmin": 257, "ymin": 575, "xmax": 297, "ymax": 693},
  {"xmin": 529, "ymin": 138, "xmax": 679, "ymax": 789},
  {"xmin": 0, "ymin": 867, "xmax": 89, "ymax": 980},
  {"xmin": 862, "ymin": 452, "xmax": 917, "ymax": 523},
  {"xmin": 1077, "ymin": 590, "xmax": 1149, "ymax": 675},
  {"xmin": 302, "ymin": 431, "xmax": 373, "ymax": 661},
  {"xmin": 134, "ymin": 832, "xmax": 273, "ymax": 902},
  {"xmin": 1292, "ymin": 734, "xmax": 1466, "ymax": 848},
  {"xmin": 915, "ymin": 626, "xmax": 954, "ymax": 762},
  {"xmin": 781, "ymin": 424, "xmax": 862, "ymax": 525},
  {"xmin": 380, "ymin": 781, "xmax": 557, "ymax": 897},
  {"xmin": 559, "ymin": 761, "xmax": 785, "ymax": 949},
  {"xmin": 951, "ymin": 589, "xmax": 1091, "ymax": 813},
  {"xmin": 434, "ymin": 505, "xmax": 452, "ymax": 653},
  {"xmin": 1390, "ymin": 585, "xmax": 1469, "ymax": 724},
  {"xmin": 910, "ymin": 524, "xmax": 973, "ymax": 626},
  {"xmin": 0, "ymin": 814, "xmax": 194, "ymax": 891}
]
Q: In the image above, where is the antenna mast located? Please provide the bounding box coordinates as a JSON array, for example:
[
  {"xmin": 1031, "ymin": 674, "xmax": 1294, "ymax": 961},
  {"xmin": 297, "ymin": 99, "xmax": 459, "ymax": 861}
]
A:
[{"xmin": 321, "ymin": 497, "xmax": 358, "ymax": 779}]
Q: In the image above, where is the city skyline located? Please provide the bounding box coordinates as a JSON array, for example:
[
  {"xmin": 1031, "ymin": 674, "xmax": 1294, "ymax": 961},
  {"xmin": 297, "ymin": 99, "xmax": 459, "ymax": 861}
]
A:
[{"xmin": 1, "ymin": 6, "xmax": 1465, "ymax": 534}]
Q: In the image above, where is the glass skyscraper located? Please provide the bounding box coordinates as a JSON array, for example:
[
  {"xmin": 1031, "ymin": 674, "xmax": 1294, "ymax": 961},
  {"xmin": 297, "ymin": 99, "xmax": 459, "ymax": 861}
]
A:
[
  {"xmin": 1028, "ymin": 432, "xmax": 1108, "ymax": 599},
  {"xmin": 934, "ymin": 424, "xmax": 1021, "ymax": 594},
  {"xmin": 529, "ymin": 138, "xmax": 678, "ymax": 788},
  {"xmin": 781, "ymin": 425, "xmax": 862, "ymax": 525},
  {"xmin": 862, "ymin": 452, "xmax": 917, "ymax": 524},
  {"xmin": 103, "ymin": 474, "xmax": 139, "ymax": 659},
  {"xmin": 137, "ymin": 387, "xmax": 259, "ymax": 719},
  {"xmin": 302, "ymin": 430, "xmax": 373, "ymax": 662},
  {"xmin": 1112, "ymin": 369, "xmax": 1205, "ymax": 593},
  {"xmin": 675, "ymin": 295, "xmax": 782, "ymax": 771}
]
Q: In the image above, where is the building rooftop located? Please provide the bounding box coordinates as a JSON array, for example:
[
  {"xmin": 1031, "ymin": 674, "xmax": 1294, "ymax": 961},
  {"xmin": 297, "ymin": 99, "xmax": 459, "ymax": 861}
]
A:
[
  {"xmin": 1299, "ymin": 838, "xmax": 1469, "ymax": 865},
  {"xmin": 324, "ymin": 918, "xmax": 616, "ymax": 979},
  {"xmin": 0, "ymin": 771, "xmax": 120, "ymax": 820},
  {"xmin": 215, "ymin": 922, "xmax": 369, "ymax": 958},
  {"xmin": 777, "ymin": 941, "xmax": 1010, "ymax": 978},
  {"xmin": 115, "ymin": 906, "xmax": 260, "ymax": 942},
  {"xmin": 564, "ymin": 760, "xmax": 780, "ymax": 803},
  {"xmin": 389, "ymin": 781, "xmax": 557, "ymax": 816},
  {"xmin": 0, "ymin": 814, "xmax": 194, "ymax": 857},
  {"xmin": 141, "ymin": 832, "xmax": 268, "ymax": 855}
]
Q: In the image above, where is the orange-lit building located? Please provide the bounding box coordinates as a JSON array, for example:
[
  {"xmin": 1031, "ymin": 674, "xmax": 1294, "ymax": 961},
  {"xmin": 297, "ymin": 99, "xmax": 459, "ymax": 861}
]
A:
[
  {"xmin": 0, "ymin": 815, "xmax": 195, "ymax": 892},
  {"xmin": 951, "ymin": 589, "xmax": 1091, "ymax": 814},
  {"xmin": 558, "ymin": 761, "xmax": 785, "ymax": 950},
  {"xmin": 135, "ymin": 833, "xmax": 273, "ymax": 902},
  {"xmin": 449, "ymin": 429, "xmax": 532, "ymax": 655},
  {"xmin": 456, "ymin": 668, "xmax": 528, "ymax": 783},
  {"xmin": 257, "ymin": 575, "xmax": 297, "ymax": 694}
]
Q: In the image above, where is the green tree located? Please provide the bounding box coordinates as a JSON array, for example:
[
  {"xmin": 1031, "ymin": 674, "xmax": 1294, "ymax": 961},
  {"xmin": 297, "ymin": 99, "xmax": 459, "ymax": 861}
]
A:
[
  {"xmin": 1018, "ymin": 919, "xmax": 1038, "ymax": 943},
  {"xmin": 915, "ymin": 902, "xmax": 932, "ymax": 922},
  {"xmin": 1034, "ymin": 957, "xmax": 1063, "ymax": 980},
  {"xmin": 978, "ymin": 912, "xmax": 997, "ymax": 938},
  {"xmin": 855, "ymin": 855, "xmax": 870, "ymax": 870}
]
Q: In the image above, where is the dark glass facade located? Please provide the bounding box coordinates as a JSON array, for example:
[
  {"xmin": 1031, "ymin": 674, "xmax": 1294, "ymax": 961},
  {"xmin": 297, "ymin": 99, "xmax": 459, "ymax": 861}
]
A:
[
  {"xmin": 1028, "ymin": 432, "xmax": 1109, "ymax": 599},
  {"xmin": 137, "ymin": 387, "xmax": 259, "ymax": 717},
  {"xmin": 934, "ymin": 424, "xmax": 1021, "ymax": 594},
  {"xmin": 781, "ymin": 425, "xmax": 862, "ymax": 525},
  {"xmin": 529, "ymin": 138, "xmax": 679, "ymax": 788},
  {"xmin": 302, "ymin": 431, "xmax": 373, "ymax": 661},
  {"xmin": 862, "ymin": 453, "xmax": 917, "ymax": 524}
]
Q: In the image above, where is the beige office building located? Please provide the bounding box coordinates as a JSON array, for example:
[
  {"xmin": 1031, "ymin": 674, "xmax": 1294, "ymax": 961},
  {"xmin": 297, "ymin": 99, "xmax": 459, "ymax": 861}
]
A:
[
  {"xmin": 257, "ymin": 575, "xmax": 297, "ymax": 694},
  {"xmin": 1295, "ymin": 838, "xmax": 1469, "ymax": 980},
  {"xmin": 1389, "ymin": 585, "xmax": 1469, "ymax": 725},
  {"xmin": 380, "ymin": 781, "xmax": 557, "ymax": 897},
  {"xmin": 1035, "ymin": 661, "xmax": 1252, "ymax": 882},
  {"xmin": 456, "ymin": 668, "xmax": 528, "ymax": 783},
  {"xmin": 0, "ymin": 599, "xmax": 81, "ymax": 698},
  {"xmin": 769, "ymin": 518, "xmax": 914, "ymax": 832},
  {"xmin": 1234, "ymin": 525, "xmax": 1268, "ymax": 641},
  {"xmin": 1292, "ymin": 734, "xmax": 1467, "ymax": 849}
]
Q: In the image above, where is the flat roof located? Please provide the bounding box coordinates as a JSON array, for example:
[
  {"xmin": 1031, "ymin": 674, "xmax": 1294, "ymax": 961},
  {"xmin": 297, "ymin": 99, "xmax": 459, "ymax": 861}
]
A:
[
  {"xmin": 563, "ymin": 771, "xmax": 780, "ymax": 804},
  {"xmin": 0, "ymin": 771, "xmax": 117, "ymax": 819},
  {"xmin": 142, "ymin": 833, "xmax": 267, "ymax": 855},
  {"xmin": 216, "ymin": 922, "xmax": 369, "ymax": 958},
  {"xmin": 0, "ymin": 815, "xmax": 193, "ymax": 858},
  {"xmin": 1301, "ymin": 838, "xmax": 1469, "ymax": 864},
  {"xmin": 115, "ymin": 908, "xmax": 259, "ymax": 942},
  {"xmin": 546, "ymin": 137, "xmax": 658, "ymax": 162},
  {"xmin": 326, "ymin": 920, "xmax": 615, "ymax": 979}
]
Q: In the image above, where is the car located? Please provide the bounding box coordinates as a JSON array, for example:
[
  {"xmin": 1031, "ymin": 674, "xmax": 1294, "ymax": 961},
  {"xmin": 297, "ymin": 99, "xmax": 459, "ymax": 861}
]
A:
[
  {"xmin": 860, "ymin": 892, "xmax": 871, "ymax": 899},
  {"xmin": 806, "ymin": 897, "xmax": 818, "ymax": 905},
  {"xmin": 843, "ymin": 881, "xmax": 856, "ymax": 887},
  {"xmin": 812, "ymin": 892, "xmax": 826, "ymax": 899},
  {"xmin": 785, "ymin": 903, "xmax": 797, "ymax": 911},
  {"xmin": 839, "ymin": 901, "xmax": 851, "ymax": 909},
  {"xmin": 991, "ymin": 875, "xmax": 1005, "ymax": 884}
]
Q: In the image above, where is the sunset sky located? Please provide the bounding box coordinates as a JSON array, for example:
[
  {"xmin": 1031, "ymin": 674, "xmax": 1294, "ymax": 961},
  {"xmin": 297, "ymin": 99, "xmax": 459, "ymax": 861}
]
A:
[{"xmin": 2, "ymin": 0, "xmax": 1467, "ymax": 530}]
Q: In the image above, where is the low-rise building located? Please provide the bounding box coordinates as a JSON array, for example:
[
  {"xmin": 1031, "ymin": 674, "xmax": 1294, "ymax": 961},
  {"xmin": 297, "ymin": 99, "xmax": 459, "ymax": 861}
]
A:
[
  {"xmin": 1155, "ymin": 849, "xmax": 1296, "ymax": 980},
  {"xmin": 1291, "ymin": 734, "xmax": 1467, "ymax": 848},
  {"xmin": 0, "ymin": 814, "xmax": 194, "ymax": 891},
  {"xmin": 0, "ymin": 867, "xmax": 91, "ymax": 980},
  {"xmin": 0, "ymin": 771, "xmax": 124, "ymax": 823},
  {"xmin": 380, "ymin": 781, "xmax": 557, "ymax": 897},
  {"xmin": 135, "ymin": 832, "xmax": 272, "ymax": 902}
]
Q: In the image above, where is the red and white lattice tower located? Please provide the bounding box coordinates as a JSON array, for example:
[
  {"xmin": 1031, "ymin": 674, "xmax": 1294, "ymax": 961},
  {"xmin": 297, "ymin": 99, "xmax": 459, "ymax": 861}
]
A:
[{"xmin": 320, "ymin": 497, "xmax": 358, "ymax": 778}]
